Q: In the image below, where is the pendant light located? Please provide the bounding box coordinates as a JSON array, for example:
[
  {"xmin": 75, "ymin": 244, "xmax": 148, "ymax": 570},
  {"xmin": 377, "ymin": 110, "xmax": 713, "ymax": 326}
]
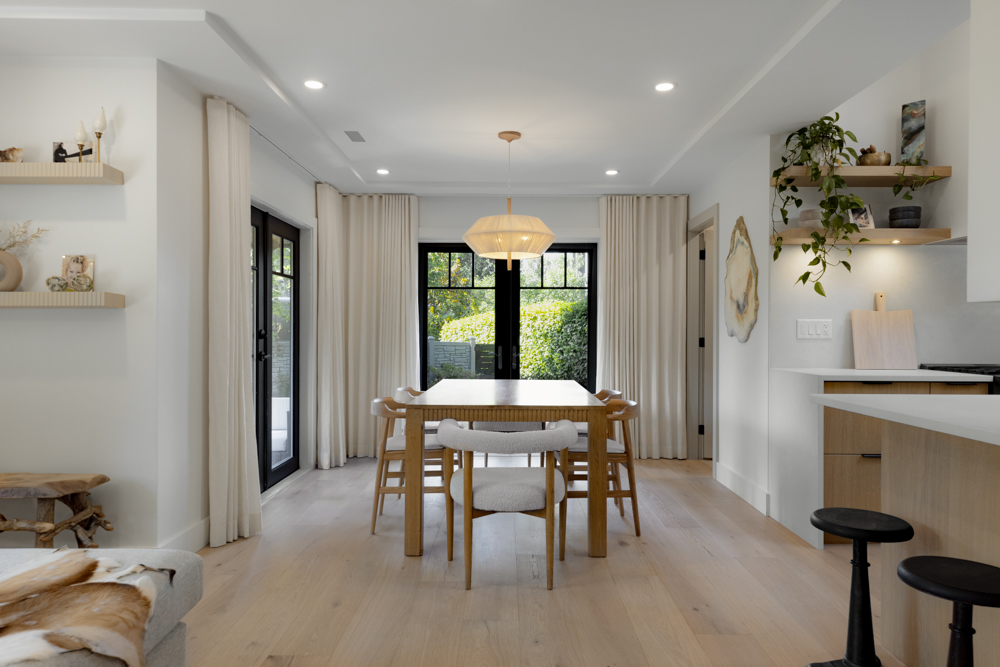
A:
[{"xmin": 463, "ymin": 131, "xmax": 555, "ymax": 270}]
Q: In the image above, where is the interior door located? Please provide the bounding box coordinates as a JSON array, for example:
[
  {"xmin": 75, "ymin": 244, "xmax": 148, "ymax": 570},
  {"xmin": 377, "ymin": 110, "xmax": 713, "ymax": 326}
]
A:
[
  {"xmin": 419, "ymin": 243, "xmax": 597, "ymax": 391},
  {"xmin": 252, "ymin": 208, "xmax": 300, "ymax": 491}
]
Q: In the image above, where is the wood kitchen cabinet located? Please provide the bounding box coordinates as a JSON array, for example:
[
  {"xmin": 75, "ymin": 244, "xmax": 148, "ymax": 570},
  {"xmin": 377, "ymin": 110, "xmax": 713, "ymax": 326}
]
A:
[{"xmin": 930, "ymin": 382, "xmax": 990, "ymax": 395}]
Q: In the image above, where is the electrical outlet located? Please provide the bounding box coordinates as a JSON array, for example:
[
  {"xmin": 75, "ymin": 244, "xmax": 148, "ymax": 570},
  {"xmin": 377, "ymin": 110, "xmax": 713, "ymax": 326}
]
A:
[{"xmin": 796, "ymin": 319, "xmax": 833, "ymax": 340}]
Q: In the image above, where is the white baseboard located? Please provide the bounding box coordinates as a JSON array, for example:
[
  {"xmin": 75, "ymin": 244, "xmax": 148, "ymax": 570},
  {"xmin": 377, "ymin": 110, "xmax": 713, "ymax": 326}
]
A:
[
  {"xmin": 159, "ymin": 517, "xmax": 209, "ymax": 552},
  {"xmin": 714, "ymin": 462, "xmax": 769, "ymax": 515}
]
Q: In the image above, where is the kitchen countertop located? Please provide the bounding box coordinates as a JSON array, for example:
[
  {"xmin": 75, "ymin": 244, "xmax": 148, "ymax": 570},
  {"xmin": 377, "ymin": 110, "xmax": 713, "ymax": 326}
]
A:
[
  {"xmin": 775, "ymin": 368, "xmax": 995, "ymax": 382},
  {"xmin": 810, "ymin": 393, "xmax": 1000, "ymax": 446}
]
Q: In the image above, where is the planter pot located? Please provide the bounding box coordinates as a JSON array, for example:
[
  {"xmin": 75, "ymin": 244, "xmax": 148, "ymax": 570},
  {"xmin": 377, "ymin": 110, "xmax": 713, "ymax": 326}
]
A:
[
  {"xmin": 798, "ymin": 208, "xmax": 824, "ymax": 228},
  {"xmin": 0, "ymin": 249, "xmax": 23, "ymax": 291},
  {"xmin": 889, "ymin": 218, "xmax": 922, "ymax": 229},
  {"xmin": 889, "ymin": 206, "xmax": 922, "ymax": 219},
  {"xmin": 858, "ymin": 152, "xmax": 891, "ymax": 166}
]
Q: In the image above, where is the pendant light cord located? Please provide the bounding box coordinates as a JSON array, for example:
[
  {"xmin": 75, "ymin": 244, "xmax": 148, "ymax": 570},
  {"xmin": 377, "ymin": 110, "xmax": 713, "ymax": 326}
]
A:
[{"xmin": 508, "ymin": 140, "xmax": 511, "ymax": 201}]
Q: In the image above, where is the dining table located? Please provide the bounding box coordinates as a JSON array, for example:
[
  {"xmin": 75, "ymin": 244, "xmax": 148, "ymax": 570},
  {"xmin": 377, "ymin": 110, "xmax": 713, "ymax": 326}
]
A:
[{"xmin": 404, "ymin": 379, "xmax": 609, "ymax": 557}]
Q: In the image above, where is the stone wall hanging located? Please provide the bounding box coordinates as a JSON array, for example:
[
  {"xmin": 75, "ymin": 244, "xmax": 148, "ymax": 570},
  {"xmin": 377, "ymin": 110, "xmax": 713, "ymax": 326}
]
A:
[{"xmin": 724, "ymin": 216, "xmax": 759, "ymax": 343}]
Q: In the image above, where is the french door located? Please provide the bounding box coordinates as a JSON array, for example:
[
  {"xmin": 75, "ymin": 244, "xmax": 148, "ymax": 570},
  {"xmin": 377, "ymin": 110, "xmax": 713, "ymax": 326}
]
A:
[
  {"xmin": 419, "ymin": 243, "xmax": 596, "ymax": 392},
  {"xmin": 251, "ymin": 207, "xmax": 300, "ymax": 491}
]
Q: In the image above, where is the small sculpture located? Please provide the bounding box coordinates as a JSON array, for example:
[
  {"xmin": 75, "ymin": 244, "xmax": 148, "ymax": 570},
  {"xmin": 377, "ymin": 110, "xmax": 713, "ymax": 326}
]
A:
[
  {"xmin": 46, "ymin": 274, "xmax": 93, "ymax": 292},
  {"xmin": 0, "ymin": 147, "xmax": 24, "ymax": 163}
]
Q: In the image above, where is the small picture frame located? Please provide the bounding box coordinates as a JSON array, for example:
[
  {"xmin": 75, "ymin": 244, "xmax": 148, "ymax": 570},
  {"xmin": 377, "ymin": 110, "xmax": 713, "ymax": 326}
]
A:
[
  {"xmin": 53, "ymin": 141, "xmax": 93, "ymax": 163},
  {"xmin": 62, "ymin": 254, "xmax": 95, "ymax": 291},
  {"xmin": 849, "ymin": 205, "xmax": 875, "ymax": 229}
]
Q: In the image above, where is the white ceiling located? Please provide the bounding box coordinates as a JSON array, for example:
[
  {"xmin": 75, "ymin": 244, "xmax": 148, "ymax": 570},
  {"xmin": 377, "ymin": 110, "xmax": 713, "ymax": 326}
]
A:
[{"xmin": 0, "ymin": 1, "xmax": 970, "ymax": 195}]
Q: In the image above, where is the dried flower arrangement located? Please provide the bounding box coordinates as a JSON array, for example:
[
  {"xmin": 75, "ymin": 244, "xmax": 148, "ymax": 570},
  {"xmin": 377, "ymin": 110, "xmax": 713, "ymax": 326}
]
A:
[{"xmin": 0, "ymin": 221, "xmax": 48, "ymax": 254}]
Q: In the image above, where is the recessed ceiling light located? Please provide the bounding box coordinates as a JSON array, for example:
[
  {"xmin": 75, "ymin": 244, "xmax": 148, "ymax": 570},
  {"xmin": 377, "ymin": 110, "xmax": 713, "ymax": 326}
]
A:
[
  {"xmin": 892, "ymin": 239, "xmax": 901, "ymax": 244},
  {"xmin": 606, "ymin": 170, "xmax": 619, "ymax": 176},
  {"xmin": 304, "ymin": 80, "xmax": 325, "ymax": 90},
  {"xmin": 377, "ymin": 169, "xmax": 389, "ymax": 175},
  {"xmin": 655, "ymin": 82, "xmax": 674, "ymax": 92}
]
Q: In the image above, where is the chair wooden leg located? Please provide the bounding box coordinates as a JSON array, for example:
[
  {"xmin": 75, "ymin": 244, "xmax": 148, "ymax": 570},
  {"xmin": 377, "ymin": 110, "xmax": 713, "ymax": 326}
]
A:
[
  {"xmin": 610, "ymin": 462, "xmax": 621, "ymax": 508},
  {"xmin": 397, "ymin": 460, "xmax": 405, "ymax": 499},
  {"xmin": 560, "ymin": 448, "xmax": 568, "ymax": 561},
  {"xmin": 464, "ymin": 451, "xmax": 474, "ymax": 590},
  {"xmin": 371, "ymin": 453, "xmax": 387, "ymax": 534},
  {"xmin": 378, "ymin": 459, "xmax": 392, "ymax": 515},
  {"xmin": 546, "ymin": 452, "xmax": 555, "ymax": 590},
  {"xmin": 625, "ymin": 457, "xmax": 641, "ymax": 536},
  {"xmin": 611, "ymin": 462, "xmax": 624, "ymax": 517},
  {"xmin": 444, "ymin": 448, "xmax": 454, "ymax": 561}
]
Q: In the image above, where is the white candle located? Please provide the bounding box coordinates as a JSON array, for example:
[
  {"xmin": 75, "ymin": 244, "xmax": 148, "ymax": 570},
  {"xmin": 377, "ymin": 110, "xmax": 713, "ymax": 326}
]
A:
[
  {"xmin": 74, "ymin": 121, "xmax": 88, "ymax": 144},
  {"xmin": 93, "ymin": 107, "xmax": 107, "ymax": 133}
]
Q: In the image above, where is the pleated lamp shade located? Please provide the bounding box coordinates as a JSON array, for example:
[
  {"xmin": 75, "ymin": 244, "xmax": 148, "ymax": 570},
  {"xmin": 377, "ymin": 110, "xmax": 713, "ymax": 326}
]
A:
[{"xmin": 462, "ymin": 213, "xmax": 556, "ymax": 266}]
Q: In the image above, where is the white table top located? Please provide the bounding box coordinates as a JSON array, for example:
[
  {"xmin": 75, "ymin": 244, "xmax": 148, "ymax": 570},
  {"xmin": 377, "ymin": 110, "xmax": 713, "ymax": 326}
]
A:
[
  {"xmin": 810, "ymin": 393, "xmax": 1000, "ymax": 446},
  {"xmin": 776, "ymin": 368, "xmax": 995, "ymax": 382}
]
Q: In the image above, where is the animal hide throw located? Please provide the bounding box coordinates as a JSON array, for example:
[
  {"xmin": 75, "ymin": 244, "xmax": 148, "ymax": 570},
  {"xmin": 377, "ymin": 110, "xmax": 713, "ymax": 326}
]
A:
[{"xmin": 0, "ymin": 549, "xmax": 173, "ymax": 667}]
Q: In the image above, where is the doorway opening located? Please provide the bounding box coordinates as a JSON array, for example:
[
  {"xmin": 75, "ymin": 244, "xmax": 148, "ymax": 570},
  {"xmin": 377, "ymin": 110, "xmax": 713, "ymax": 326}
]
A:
[
  {"xmin": 687, "ymin": 205, "xmax": 717, "ymax": 461},
  {"xmin": 251, "ymin": 207, "xmax": 300, "ymax": 491},
  {"xmin": 419, "ymin": 243, "xmax": 597, "ymax": 392}
]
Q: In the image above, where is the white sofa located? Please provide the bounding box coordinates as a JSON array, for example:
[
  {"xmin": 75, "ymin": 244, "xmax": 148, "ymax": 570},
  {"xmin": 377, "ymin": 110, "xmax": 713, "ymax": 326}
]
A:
[{"xmin": 2, "ymin": 549, "xmax": 203, "ymax": 667}]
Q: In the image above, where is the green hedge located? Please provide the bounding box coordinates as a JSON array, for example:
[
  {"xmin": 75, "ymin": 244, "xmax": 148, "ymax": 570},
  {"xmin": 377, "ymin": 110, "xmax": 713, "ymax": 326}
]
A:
[{"xmin": 440, "ymin": 300, "xmax": 588, "ymax": 385}]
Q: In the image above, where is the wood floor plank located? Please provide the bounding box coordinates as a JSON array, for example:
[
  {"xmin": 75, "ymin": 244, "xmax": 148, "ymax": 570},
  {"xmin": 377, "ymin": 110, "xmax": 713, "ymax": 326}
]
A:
[{"xmin": 184, "ymin": 459, "xmax": 910, "ymax": 667}]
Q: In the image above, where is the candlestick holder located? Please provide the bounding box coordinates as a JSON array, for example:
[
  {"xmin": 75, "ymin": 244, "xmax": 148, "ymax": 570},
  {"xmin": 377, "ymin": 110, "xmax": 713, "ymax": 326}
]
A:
[
  {"xmin": 94, "ymin": 132, "xmax": 102, "ymax": 163},
  {"xmin": 77, "ymin": 143, "xmax": 85, "ymax": 163}
]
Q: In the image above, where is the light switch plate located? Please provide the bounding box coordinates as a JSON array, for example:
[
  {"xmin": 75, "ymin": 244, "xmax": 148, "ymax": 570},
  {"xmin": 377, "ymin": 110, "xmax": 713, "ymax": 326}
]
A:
[{"xmin": 797, "ymin": 319, "xmax": 832, "ymax": 340}]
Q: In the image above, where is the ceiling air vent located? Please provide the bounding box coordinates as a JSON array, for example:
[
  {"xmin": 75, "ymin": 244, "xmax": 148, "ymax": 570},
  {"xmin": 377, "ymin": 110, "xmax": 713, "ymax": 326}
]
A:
[{"xmin": 344, "ymin": 130, "xmax": 366, "ymax": 143}]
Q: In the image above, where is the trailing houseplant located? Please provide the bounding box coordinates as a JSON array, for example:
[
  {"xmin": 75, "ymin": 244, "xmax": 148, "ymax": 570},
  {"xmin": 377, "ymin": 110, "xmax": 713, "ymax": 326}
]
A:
[
  {"xmin": 772, "ymin": 113, "xmax": 868, "ymax": 296},
  {"xmin": 893, "ymin": 157, "xmax": 942, "ymax": 200}
]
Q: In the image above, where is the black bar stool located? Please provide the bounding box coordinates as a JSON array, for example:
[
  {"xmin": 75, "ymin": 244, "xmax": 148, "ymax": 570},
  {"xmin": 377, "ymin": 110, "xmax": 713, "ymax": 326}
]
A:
[
  {"xmin": 897, "ymin": 556, "xmax": 1000, "ymax": 667},
  {"xmin": 808, "ymin": 508, "xmax": 914, "ymax": 667}
]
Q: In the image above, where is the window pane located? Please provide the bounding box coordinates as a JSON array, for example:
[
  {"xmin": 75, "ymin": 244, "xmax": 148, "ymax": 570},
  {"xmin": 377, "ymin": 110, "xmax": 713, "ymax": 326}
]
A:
[
  {"xmin": 428, "ymin": 252, "xmax": 449, "ymax": 287},
  {"xmin": 520, "ymin": 256, "xmax": 541, "ymax": 287},
  {"xmin": 543, "ymin": 252, "xmax": 565, "ymax": 288},
  {"xmin": 518, "ymin": 287, "xmax": 588, "ymax": 387},
  {"xmin": 271, "ymin": 235, "xmax": 282, "ymax": 273},
  {"xmin": 283, "ymin": 239, "xmax": 293, "ymax": 276},
  {"xmin": 451, "ymin": 252, "xmax": 472, "ymax": 287},
  {"xmin": 426, "ymin": 289, "xmax": 495, "ymax": 387},
  {"xmin": 271, "ymin": 275, "xmax": 293, "ymax": 469},
  {"xmin": 474, "ymin": 254, "xmax": 495, "ymax": 287},
  {"xmin": 567, "ymin": 252, "xmax": 587, "ymax": 287}
]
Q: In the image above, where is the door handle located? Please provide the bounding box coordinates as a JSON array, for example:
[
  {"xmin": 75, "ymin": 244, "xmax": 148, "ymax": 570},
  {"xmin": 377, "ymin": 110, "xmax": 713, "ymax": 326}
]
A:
[
  {"xmin": 497, "ymin": 345, "xmax": 502, "ymax": 370},
  {"xmin": 860, "ymin": 454, "xmax": 882, "ymax": 459},
  {"xmin": 257, "ymin": 351, "xmax": 271, "ymax": 362}
]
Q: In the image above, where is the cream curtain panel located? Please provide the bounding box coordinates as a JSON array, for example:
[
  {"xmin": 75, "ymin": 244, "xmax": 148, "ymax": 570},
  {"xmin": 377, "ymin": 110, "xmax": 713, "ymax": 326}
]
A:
[
  {"xmin": 316, "ymin": 185, "xmax": 420, "ymax": 465},
  {"xmin": 206, "ymin": 98, "xmax": 262, "ymax": 546},
  {"xmin": 597, "ymin": 195, "xmax": 688, "ymax": 459}
]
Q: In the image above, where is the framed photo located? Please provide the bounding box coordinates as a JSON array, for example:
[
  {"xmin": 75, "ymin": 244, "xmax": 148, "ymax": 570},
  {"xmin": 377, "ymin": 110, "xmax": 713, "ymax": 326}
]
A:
[
  {"xmin": 849, "ymin": 205, "xmax": 875, "ymax": 229},
  {"xmin": 62, "ymin": 254, "xmax": 95, "ymax": 291}
]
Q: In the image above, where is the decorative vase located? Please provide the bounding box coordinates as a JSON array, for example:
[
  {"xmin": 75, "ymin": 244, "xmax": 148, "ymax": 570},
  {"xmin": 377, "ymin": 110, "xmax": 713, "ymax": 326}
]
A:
[
  {"xmin": 858, "ymin": 152, "xmax": 891, "ymax": 166},
  {"xmin": 798, "ymin": 208, "xmax": 825, "ymax": 228},
  {"xmin": 889, "ymin": 206, "xmax": 922, "ymax": 229},
  {"xmin": 0, "ymin": 249, "xmax": 23, "ymax": 291}
]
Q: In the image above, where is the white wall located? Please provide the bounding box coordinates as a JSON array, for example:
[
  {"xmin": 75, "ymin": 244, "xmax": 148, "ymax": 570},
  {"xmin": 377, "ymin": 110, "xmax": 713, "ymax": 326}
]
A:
[
  {"xmin": 155, "ymin": 62, "xmax": 210, "ymax": 550},
  {"xmin": 689, "ymin": 136, "xmax": 771, "ymax": 514},
  {"xmin": 419, "ymin": 196, "xmax": 599, "ymax": 242},
  {"xmin": 0, "ymin": 57, "xmax": 162, "ymax": 547},
  {"xmin": 968, "ymin": 1, "xmax": 1000, "ymax": 302}
]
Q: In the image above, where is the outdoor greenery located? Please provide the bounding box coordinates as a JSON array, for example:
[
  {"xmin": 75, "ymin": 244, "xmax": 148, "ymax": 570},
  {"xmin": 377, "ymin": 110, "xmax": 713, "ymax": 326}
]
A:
[
  {"xmin": 440, "ymin": 299, "xmax": 588, "ymax": 386},
  {"xmin": 772, "ymin": 113, "xmax": 868, "ymax": 297}
]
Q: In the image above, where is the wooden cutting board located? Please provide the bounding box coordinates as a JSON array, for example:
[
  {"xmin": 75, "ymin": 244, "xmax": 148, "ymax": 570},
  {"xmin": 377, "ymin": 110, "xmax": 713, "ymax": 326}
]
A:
[{"xmin": 851, "ymin": 292, "xmax": 917, "ymax": 369}]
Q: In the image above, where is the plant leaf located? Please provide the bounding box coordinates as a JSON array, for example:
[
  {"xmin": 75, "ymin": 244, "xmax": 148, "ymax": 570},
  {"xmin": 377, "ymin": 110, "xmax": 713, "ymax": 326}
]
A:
[{"xmin": 814, "ymin": 282, "xmax": 826, "ymax": 297}]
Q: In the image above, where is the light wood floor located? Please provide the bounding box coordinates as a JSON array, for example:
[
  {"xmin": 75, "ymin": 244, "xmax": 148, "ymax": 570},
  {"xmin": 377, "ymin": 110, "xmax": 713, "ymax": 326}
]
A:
[{"xmin": 185, "ymin": 457, "xmax": 908, "ymax": 667}]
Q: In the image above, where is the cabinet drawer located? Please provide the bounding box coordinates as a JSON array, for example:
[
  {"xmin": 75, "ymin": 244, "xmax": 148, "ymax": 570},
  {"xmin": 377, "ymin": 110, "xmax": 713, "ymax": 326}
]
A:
[
  {"xmin": 824, "ymin": 454, "xmax": 881, "ymax": 544},
  {"xmin": 930, "ymin": 382, "xmax": 990, "ymax": 395},
  {"xmin": 823, "ymin": 382, "xmax": 928, "ymax": 454}
]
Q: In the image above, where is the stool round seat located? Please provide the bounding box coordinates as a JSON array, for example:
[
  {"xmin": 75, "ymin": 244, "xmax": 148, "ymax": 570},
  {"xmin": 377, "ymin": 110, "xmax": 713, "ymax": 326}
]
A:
[
  {"xmin": 811, "ymin": 507, "xmax": 914, "ymax": 543},
  {"xmin": 898, "ymin": 556, "xmax": 1000, "ymax": 608}
]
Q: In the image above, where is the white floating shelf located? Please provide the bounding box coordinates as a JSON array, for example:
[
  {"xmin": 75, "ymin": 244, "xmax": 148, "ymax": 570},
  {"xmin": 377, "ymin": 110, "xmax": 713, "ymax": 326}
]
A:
[
  {"xmin": 0, "ymin": 292, "xmax": 125, "ymax": 308},
  {"xmin": 0, "ymin": 162, "xmax": 124, "ymax": 185}
]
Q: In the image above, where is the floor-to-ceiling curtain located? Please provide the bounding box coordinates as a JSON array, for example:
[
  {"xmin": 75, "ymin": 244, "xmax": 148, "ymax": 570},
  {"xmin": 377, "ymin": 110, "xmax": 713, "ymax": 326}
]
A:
[
  {"xmin": 207, "ymin": 98, "xmax": 262, "ymax": 546},
  {"xmin": 597, "ymin": 195, "xmax": 688, "ymax": 459},
  {"xmin": 316, "ymin": 186, "xmax": 419, "ymax": 465}
]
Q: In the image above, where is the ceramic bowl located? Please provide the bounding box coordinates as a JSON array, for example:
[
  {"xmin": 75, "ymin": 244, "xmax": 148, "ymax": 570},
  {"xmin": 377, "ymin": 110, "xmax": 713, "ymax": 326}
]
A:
[{"xmin": 858, "ymin": 152, "xmax": 891, "ymax": 166}]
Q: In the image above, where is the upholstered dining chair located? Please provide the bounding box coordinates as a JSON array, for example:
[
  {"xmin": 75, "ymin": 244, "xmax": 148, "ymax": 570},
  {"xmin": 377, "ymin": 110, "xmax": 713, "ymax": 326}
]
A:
[
  {"xmin": 395, "ymin": 386, "xmax": 463, "ymax": 467},
  {"xmin": 370, "ymin": 397, "xmax": 448, "ymax": 534},
  {"xmin": 566, "ymin": 399, "xmax": 641, "ymax": 536},
  {"xmin": 437, "ymin": 418, "xmax": 577, "ymax": 590},
  {"xmin": 472, "ymin": 421, "xmax": 546, "ymax": 467}
]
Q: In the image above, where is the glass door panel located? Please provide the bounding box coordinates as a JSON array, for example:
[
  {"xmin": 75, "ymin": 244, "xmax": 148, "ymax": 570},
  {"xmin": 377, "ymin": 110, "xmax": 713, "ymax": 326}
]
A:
[{"xmin": 270, "ymin": 236, "xmax": 294, "ymax": 471}]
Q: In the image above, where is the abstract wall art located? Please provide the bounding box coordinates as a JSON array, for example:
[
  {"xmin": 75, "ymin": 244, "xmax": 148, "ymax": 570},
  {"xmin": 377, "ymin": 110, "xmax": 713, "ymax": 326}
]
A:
[
  {"xmin": 901, "ymin": 99, "xmax": 926, "ymax": 163},
  {"xmin": 724, "ymin": 216, "xmax": 758, "ymax": 343}
]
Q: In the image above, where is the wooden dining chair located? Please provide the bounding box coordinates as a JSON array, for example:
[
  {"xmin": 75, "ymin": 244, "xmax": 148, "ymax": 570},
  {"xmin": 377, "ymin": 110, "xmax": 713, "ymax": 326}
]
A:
[
  {"xmin": 396, "ymin": 386, "xmax": 462, "ymax": 467},
  {"xmin": 438, "ymin": 418, "xmax": 577, "ymax": 590},
  {"xmin": 370, "ymin": 397, "xmax": 449, "ymax": 534},
  {"xmin": 565, "ymin": 398, "xmax": 641, "ymax": 536}
]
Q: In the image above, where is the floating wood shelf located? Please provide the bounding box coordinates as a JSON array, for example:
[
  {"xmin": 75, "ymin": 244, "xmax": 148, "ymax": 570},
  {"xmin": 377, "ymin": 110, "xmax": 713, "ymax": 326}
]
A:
[
  {"xmin": 770, "ymin": 228, "xmax": 951, "ymax": 246},
  {"xmin": 0, "ymin": 162, "xmax": 124, "ymax": 185},
  {"xmin": 770, "ymin": 165, "xmax": 951, "ymax": 188},
  {"xmin": 0, "ymin": 292, "xmax": 125, "ymax": 308}
]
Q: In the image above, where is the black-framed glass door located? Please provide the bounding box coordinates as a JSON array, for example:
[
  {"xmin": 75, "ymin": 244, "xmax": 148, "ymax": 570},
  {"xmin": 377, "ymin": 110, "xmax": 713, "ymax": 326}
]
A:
[
  {"xmin": 251, "ymin": 207, "xmax": 300, "ymax": 491},
  {"xmin": 419, "ymin": 243, "xmax": 596, "ymax": 392}
]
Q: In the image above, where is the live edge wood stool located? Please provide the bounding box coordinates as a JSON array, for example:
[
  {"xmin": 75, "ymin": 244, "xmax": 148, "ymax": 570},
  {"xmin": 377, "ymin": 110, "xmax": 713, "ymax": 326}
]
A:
[
  {"xmin": 809, "ymin": 507, "xmax": 914, "ymax": 667},
  {"xmin": 0, "ymin": 473, "xmax": 114, "ymax": 548},
  {"xmin": 897, "ymin": 556, "xmax": 1000, "ymax": 667}
]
